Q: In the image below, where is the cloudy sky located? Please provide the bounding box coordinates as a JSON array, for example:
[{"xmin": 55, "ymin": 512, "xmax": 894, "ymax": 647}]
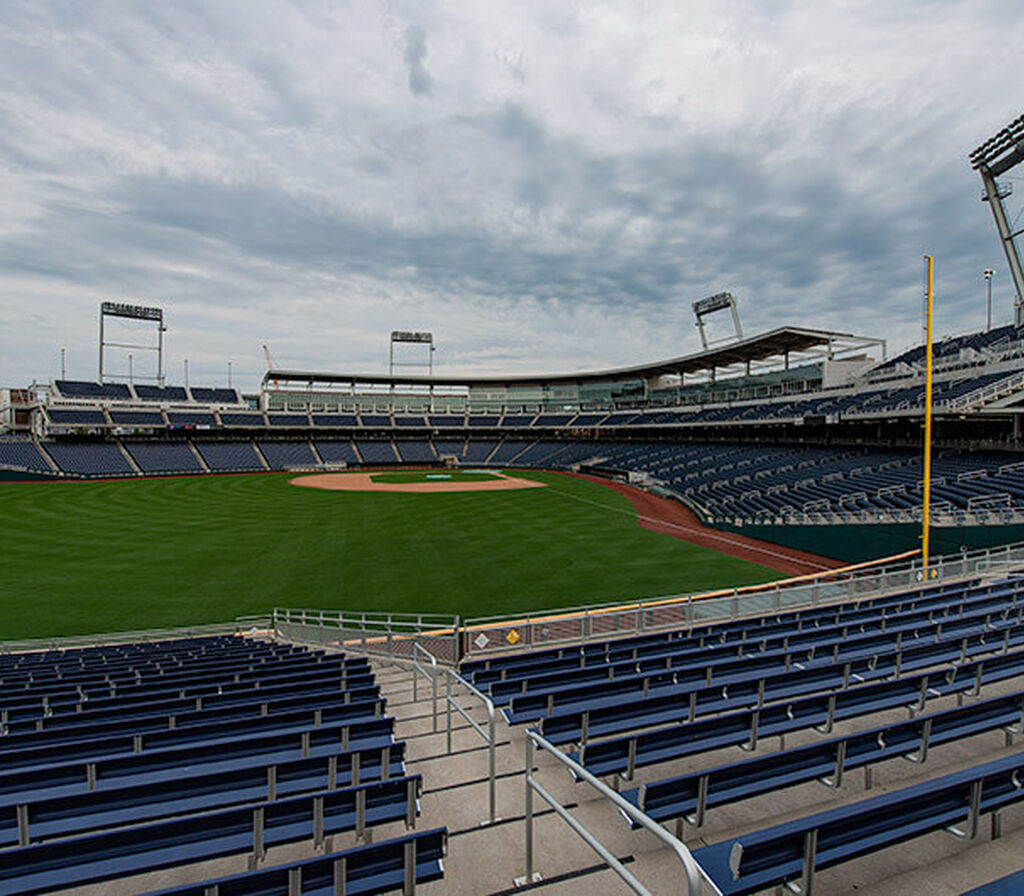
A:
[{"xmin": 2, "ymin": 1, "xmax": 1023, "ymax": 392}]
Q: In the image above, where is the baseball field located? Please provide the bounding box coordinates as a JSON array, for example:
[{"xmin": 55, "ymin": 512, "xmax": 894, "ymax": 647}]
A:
[{"xmin": 1, "ymin": 469, "xmax": 788, "ymax": 640}]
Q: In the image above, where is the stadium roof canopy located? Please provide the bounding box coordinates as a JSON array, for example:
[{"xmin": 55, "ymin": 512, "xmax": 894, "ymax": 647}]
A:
[{"xmin": 262, "ymin": 326, "xmax": 885, "ymax": 390}]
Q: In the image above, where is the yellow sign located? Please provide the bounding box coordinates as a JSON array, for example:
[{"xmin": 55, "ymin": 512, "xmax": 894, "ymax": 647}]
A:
[{"xmin": 505, "ymin": 629, "xmax": 521, "ymax": 645}]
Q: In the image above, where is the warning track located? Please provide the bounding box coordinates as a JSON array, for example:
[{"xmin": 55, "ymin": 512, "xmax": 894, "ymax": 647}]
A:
[{"xmin": 560, "ymin": 472, "xmax": 842, "ymax": 576}]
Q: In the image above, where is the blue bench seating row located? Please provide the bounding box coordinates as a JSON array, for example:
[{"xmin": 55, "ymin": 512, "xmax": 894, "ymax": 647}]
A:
[
  {"xmin": 571, "ymin": 643, "xmax": 1024, "ymax": 775},
  {"xmin": 619, "ymin": 688, "xmax": 1024, "ymax": 827},
  {"xmin": 0, "ymin": 637, "xmax": 315, "ymax": 685},
  {"xmin": 500, "ymin": 593, "xmax": 1022, "ymax": 717},
  {"xmin": 0, "ymin": 740, "xmax": 407, "ymax": 848},
  {"xmin": 139, "ymin": 828, "xmax": 447, "ymax": 896},
  {"xmin": 460, "ymin": 576, "xmax": 1007, "ymax": 684},
  {"xmin": 0, "ymin": 775, "xmax": 423, "ymax": 896},
  {"xmin": 521, "ymin": 613, "xmax": 1024, "ymax": 738},
  {"xmin": 1, "ymin": 674, "xmax": 382, "ymax": 730},
  {"xmin": 0, "ymin": 691, "xmax": 387, "ymax": 756},
  {"xmin": 960, "ymin": 869, "xmax": 1024, "ymax": 895},
  {"xmin": 0, "ymin": 638, "xmax": 340, "ymax": 684},
  {"xmin": 0, "ymin": 655, "xmax": 373, "ymax": 712},
  {"xmin": 693, "ymin": 750, "xmax": 1024, "ymax": 896},
  {"xmin": 0, "ymin": 716, "xmax": 395, "ymax": 796}
]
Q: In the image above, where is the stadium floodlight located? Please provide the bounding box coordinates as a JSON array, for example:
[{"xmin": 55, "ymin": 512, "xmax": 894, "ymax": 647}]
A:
[
  {"xmin": 692, "ymin": 292, "xmax": 743, "ymax": 351},
  {"xmin": 970, "ymin": 114, "xmax": 1024, "ymax": 326},
  {"xmin": 98, "ymin": 301, "xmax": 166, "ymax": 385},
  {"xmin": 389, "ymin": 330, "xmax": 436, "ymax": 377}
]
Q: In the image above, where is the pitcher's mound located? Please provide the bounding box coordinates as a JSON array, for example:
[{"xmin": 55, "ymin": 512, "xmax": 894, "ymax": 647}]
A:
[{"xmin": 290, "ymin": 471, "xmax": 547, "ymax": 493}]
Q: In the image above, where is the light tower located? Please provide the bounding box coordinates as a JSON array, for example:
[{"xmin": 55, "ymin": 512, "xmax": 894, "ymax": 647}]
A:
[{"xmin": 970, "ymin": 114, "xmax": 1024, "ymax": 327}]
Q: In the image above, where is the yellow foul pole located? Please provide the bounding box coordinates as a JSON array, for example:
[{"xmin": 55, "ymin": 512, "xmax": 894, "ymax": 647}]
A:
[{"xmin": 922, "ymin": 255, "xmax": 935, "ymax": 567}]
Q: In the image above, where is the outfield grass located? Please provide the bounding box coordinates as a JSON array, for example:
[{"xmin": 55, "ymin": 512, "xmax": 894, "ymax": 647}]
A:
[{"xmin": 1, "ymin": 470, "xmax": 781, "ymax": 639}]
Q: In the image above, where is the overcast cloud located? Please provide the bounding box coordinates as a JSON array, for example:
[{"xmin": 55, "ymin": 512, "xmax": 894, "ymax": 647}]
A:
[{"xmin": 1, "ymin": 1, "xmax": 1023, "ymax": 391}]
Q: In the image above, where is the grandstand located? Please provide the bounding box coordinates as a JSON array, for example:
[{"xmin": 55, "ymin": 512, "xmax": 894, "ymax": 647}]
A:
[{"xmin": 5, "ymin": 317, "xmax": 1024, "ymax": 892}]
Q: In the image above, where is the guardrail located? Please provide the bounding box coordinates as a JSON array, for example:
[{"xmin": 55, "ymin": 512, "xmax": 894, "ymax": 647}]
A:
[
  {"xmin": 0, "ymin": 616, "xmax": 271, "ymax": 654},
  {"xmin": 445, "ymin": 669, "xmax": 497, "ymax": 825},
  {"xmin": 948, "ymin": 369, "xmax": 1024, "ymax": 411},
  {"xmin": 522, "ymin": 728, "xmax": 705, "ymax": 895},
  {"xmin": 459, "ymin": 542, "xmax": 1024, "ymax": 659},
  {"xmin": 272, "ymin": 608, "xmax": 460, "ymax": 665}
]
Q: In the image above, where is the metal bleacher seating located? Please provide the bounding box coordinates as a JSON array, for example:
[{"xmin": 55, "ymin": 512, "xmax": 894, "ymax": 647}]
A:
[
  {"xmin": 0, "ymin": 635, "xmax": 442, "ymax": 896},
  {"xmin": 138, "ymin": 828, "xmax": 447, "ymax": 896},
  {"xmin": 461, "ymin": 572, "xmax": 1024, "ymax": 893}
]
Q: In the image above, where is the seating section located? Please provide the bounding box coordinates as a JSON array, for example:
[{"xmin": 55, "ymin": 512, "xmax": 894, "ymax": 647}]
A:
[
  {"xmin": 46, "ymin": 408, "xmax": 106, "ymax": 426},
  {"xmin": 109, "ymin": 410, "xmax": 164, "ymax": 426},
  {"xmin": 138, "ymin": 829, "xmax": 447, "ymax": 895},
  {"xmin": 0, "ymin": 439, "xmax": 52, "ymax": 472},
  {"xmin": 314, "ymin": 439, "xmax": 359, "ymax": 464},
  {"xmin": 267, "ymin": 413, "xmax": 310, "ymax": 427},
  {"xmin": 395, "ymin": 440, "xmax": 436, "ymax": 463},
  {"xmin": 0, "ymin": 635, "xmax": 442, "ymax": 895},
  {"xmin": 54, "ymin": 380, "xmax": 131, "ymax": 400},
  {"xmin": 125, "ymin": 442, "xmax": 203, "ymax": 473},
  {"xmin": 196, "ymin": 441, "xmax": 264, "ymax": 471},
  {"xmin": 188, "ymin": 387, "xmax": 240, "ymax": 404},
  {"xmin": 166, "ymin": 411, "xmax": 216, "ymax": 427},
  {"xmin": 43, "ymin": 441, "xmax": 134, "ymax": 476},
  {"xmin": 258, "ymin": 440, "xmax": 317, "ymax": 469},
  {"xmin": 356, "ymin": 440, "xmax": 398, "ymax": 464},
  {"xmin": 220, "ymin": 412, "xmax": 266, "ymax": 427},
  {"xmin": 461, "ymin": 573, "xmax": 1024, "ymax": 893},
  {"xmin": 133, "ymin": 385, "xmax": 188, "ymax": 402}
]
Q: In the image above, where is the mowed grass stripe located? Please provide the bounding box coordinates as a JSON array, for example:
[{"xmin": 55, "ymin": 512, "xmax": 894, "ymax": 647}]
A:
[{"xmin": 0, "ymin": 471, "xmax": 779, "ymax": 639}]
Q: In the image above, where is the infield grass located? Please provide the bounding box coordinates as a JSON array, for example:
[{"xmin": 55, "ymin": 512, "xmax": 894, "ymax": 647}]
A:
[{"xmin": 1, "ymin": 470, "xmax": 781, "ymax": 639}]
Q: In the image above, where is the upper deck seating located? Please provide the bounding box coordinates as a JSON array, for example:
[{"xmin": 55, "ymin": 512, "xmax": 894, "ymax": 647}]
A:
[
  {"xmin": 46, "ymin": 408, "xmax": 107, "ymax": 425},
  {"xmin": 133, "ymin": 385, "xmax": 189, "ymax": 402},
  {"xmin": 54, "ymin": 380, "xmax": 131, "ymax": 401},
  {"xmin": 188, "ymin": 387, "xmax": 240, "ymax": 404}
]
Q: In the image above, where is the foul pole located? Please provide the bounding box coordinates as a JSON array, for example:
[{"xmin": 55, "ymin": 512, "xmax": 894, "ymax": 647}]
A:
[{"xmin": 922, "ymin": 255, "xmax": 935, "ymax": 566}]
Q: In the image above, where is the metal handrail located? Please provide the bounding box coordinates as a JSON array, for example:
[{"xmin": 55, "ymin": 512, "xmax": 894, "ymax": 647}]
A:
[
  {"xmin": 445, "ymin": 669, "xmax": 497, "ymax": 824},
  {"xmin": 412, "ymin": 642, "xmax": 440, "ymax": 732},
  {"xmin": 524, "ymin": 729, "xmax": 705, "ymax": 895}
]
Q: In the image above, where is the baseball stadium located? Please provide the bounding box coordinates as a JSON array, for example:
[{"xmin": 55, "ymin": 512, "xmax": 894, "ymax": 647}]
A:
[{"xmin": 5, "ymin": 116, "xmax": 1024, "ymax": 896}]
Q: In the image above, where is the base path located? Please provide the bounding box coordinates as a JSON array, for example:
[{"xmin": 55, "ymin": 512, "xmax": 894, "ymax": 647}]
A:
[
  {"xmin": 290, "ymin": 471, "xmax": 547, "ymax": 493},
  {"xmin": 562, "ymin": 472, "xmax": 842, "ymax": 576}
]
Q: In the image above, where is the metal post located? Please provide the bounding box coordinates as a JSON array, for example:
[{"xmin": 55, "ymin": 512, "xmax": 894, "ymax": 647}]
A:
[
  {"xmin": 922, "ymin": 255, "xmax": 935, "ymax": 567},
  {"xmin": 525, "ymin": 734, "xmax": 535, "ymax": 884}
]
